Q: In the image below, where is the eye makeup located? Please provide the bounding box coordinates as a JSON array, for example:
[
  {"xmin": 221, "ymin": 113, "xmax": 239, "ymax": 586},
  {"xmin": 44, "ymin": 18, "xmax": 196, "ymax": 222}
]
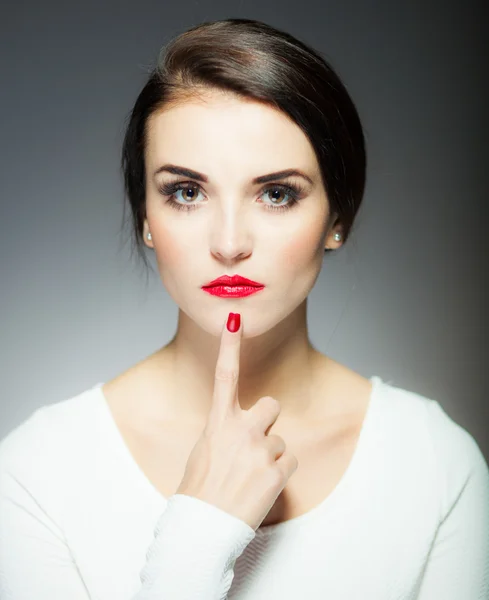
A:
[{"xmin": 156, "ymin": 179, "xmax": 307, "ymax": 213}]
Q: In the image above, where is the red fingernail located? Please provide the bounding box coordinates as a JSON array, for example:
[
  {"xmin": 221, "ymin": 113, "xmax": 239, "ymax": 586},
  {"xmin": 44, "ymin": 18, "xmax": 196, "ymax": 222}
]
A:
[{"xmin": 226, "ymin": 312, "xmax": 241, "ymax": 333}]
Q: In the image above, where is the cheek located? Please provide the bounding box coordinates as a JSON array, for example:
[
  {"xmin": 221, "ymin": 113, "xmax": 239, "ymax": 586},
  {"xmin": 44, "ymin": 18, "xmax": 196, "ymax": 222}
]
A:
[
  {"xmin": 279, "ymin": 219, "xmax": 326, "ymax": 272},
  {"xmin": 149, "ymin": 222, "xmax": 187, "ymax": 270},
  {"xmin": 149, "ymin": 223, "xmax": 198, "ymax": 302}
]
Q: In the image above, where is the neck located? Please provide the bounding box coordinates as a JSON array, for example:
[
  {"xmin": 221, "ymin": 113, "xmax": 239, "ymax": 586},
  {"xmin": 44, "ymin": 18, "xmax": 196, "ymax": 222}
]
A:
[{"xmin": 156, "ymin": 299, "xmax": 328, "ymax": 423}]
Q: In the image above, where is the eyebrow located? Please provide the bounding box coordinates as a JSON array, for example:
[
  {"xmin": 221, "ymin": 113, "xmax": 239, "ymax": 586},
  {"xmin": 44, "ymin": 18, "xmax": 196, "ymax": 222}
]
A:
[{"xmin": 153, "ymin": 164, "xmax": 314, "ymax": 186}]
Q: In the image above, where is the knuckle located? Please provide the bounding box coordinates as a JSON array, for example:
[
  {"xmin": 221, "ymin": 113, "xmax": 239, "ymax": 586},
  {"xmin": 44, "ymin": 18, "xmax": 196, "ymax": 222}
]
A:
[
  {"xmin": 258, "ymin": 445, "xmax": 274, "ymax": 466},
  {"xmin": 245, "ymin": 420, "xmax": 261, "ymax": 440},
  {"xmin": 286, "ymin": 453, "xmax": 298, "ymax": 473},
  {"xmin": 260, "ymin": 395, "xmax": 280, "ymax": 413},
  {"xmin": 270, "ymin": 465, "xmax": 285, "ymax": 487},
  {"xmin": 214, "ymin": 366, "xmax": 238, "ymax": 382},
  {"xmin": 268, "ymin": 433, "xmax": 284, "ymax": 450},
  {"xmin": 268, "ymin": 397, "xmax": 281, "ymax": 413}
]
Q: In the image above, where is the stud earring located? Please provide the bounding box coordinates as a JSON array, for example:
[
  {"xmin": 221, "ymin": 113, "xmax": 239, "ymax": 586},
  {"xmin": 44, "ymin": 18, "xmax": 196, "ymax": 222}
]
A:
[
  {"xmin": 147, "ymin": 232, "xmax": 152, "ymax": 241},
  {"xmin": 325, "ymin": 232, "xmax": 342, "ymax": 252}
]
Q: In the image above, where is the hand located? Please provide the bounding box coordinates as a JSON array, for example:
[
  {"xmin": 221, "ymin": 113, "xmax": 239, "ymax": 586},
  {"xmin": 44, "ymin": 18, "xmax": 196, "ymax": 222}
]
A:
[{"xmin": 175, "ymin": 312, "xmax": 299, "ymax": 531}]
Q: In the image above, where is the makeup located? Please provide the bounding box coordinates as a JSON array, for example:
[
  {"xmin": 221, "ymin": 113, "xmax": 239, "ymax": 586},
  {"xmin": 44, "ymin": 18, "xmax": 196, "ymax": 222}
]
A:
[
  {"xmin": 202, "ymin": 274, "xmax": 265, "ymax": 298},
  {"xmin": 203, "ymin": 285, "xmax": 264, "ymax": 298}
]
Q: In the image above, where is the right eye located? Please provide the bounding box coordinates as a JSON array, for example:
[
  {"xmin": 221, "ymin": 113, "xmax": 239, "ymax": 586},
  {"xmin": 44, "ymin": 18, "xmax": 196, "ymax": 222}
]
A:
[{"xmin": 157, "ymin": 182, "xmax": 204, "ymax": 212}]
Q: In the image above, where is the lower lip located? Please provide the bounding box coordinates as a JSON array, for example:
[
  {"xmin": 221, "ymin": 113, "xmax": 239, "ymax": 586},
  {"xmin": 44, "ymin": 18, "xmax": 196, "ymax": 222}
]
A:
[{"xmin": 202, "ymin": 285, "xmax": 265, "ymax": 298}]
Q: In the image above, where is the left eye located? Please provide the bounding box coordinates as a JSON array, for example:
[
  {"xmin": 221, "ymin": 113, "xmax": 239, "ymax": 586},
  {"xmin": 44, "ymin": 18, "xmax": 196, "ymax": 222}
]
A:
[{"xmin": 262, "ymin": 187, "xmax": 292, "ymax": 206}]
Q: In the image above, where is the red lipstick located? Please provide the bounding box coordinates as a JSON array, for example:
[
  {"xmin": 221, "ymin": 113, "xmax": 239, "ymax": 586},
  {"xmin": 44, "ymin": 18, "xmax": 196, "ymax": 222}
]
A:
[{"xmin": 202, "ymin": 274, "xmax": 265, "ymax": 298}]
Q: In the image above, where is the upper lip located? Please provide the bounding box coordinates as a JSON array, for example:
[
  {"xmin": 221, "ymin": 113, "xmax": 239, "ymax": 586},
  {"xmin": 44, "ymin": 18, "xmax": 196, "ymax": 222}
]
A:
[{"xmin": 203, "ymin": 274, "xmax": 265, "ymax": 288}]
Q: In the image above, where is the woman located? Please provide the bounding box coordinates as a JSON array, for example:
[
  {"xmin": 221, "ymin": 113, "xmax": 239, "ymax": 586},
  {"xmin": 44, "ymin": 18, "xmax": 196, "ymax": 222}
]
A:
[{"xmin": 0, "ymin": 17, "xmax": 488, "ymax": 600}]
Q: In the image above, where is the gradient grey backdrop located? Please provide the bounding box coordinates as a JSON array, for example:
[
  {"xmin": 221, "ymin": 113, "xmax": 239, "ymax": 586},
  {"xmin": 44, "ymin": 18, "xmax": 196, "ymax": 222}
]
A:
[{"xmin": 1, "ymin": 1, "xmax": 487, "ymax": 460}]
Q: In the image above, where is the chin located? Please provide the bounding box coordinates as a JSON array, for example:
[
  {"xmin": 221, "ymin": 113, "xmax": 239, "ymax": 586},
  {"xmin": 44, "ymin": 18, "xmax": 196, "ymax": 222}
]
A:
[{"xmin": 193, "ymin": 305, "xmax": 290, "ymax": 341}]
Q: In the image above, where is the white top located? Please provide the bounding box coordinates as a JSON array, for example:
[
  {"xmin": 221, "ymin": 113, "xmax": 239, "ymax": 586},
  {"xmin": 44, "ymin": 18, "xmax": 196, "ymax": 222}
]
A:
[{"xmin": 0, "ymin": 375, "xmax": 488, "ymax": 600}]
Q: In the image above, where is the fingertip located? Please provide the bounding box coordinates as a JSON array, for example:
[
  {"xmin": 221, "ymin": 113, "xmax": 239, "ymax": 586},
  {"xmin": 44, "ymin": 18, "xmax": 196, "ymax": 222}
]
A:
[{"xmin": 226, "ymin": 312, "xmax": 241, "ymax": 333}]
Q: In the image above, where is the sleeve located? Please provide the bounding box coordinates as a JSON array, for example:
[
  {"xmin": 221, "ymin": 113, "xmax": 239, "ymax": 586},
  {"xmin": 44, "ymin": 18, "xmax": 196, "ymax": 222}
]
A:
[
  {"xmin": 131, "ymin": 493, "xmax": 256, "ymax": 600},
  {"xmin": 417, "ymin": 404, "xmax": 489, "ymax": 599},
  {"xmin": 0, "ymin": 423, "xmax": 256, "ymax": 600}
]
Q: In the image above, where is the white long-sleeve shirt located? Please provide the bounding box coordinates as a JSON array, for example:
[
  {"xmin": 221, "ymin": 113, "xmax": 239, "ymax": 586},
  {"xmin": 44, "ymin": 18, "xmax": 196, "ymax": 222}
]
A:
[{"xmin": 0, "ymin": 375, "xmax": 488, "ymax": 599}]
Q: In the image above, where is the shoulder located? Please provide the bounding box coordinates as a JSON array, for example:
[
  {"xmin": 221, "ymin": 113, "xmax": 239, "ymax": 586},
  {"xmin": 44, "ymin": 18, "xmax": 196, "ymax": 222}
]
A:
[
  {"xmin": 0, "ymin": 383, "xmax": 103, "ymax": 482},
  {"xmin": 376, "ymin": 377, "xmax": 485, "ymax": 468},
  {"xmin": 375, "ymin": 377, "xmax": 489, "ymax": 517},
  {"xmin": 0, "ymin": 385, "xmax": 110, "ymax": 560}
]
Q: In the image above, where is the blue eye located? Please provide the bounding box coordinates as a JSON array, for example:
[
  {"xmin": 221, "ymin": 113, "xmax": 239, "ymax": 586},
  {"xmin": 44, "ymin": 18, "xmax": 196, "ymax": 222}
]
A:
[{"xmin": 157, "ymin": 181, "xmax": 305, "ymax": 213}]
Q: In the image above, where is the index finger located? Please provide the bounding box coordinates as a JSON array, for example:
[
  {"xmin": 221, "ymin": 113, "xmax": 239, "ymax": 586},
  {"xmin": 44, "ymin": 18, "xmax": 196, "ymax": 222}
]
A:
[{"xmin": 208, "ymin": 312, "xmax": 242, "ymax": 426}]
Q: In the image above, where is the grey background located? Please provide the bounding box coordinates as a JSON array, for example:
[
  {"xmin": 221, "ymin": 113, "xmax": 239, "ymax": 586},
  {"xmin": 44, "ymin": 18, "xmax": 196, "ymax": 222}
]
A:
[{"xmin": 1, "ymin": 1, "xmax": 487, "ymax": 459}]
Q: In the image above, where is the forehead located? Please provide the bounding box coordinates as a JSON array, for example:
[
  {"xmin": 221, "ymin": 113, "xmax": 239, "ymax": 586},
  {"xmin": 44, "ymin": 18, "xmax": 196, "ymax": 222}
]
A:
[{"xmin": 146, "ymin": 91, "xmax": 319, "ymax": 175}]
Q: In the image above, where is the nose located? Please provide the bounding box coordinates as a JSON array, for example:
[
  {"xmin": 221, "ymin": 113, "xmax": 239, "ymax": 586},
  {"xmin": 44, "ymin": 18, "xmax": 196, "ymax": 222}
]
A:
[{"xmin": 209, "ymin": 205, "xmax": 253, "ymax": 263}]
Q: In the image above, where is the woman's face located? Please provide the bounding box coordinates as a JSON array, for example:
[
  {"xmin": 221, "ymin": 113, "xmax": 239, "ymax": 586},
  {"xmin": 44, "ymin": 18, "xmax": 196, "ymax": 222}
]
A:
[{"xmin": 143, "ymin": 90, "xmax": 342, "ymax": 338}]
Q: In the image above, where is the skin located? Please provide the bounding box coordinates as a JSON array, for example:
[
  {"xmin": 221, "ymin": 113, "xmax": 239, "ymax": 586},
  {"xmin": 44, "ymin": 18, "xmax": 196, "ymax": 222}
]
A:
[{"xmin": 140, "ymin": 88, "xmax": 345, "ymax": 428}]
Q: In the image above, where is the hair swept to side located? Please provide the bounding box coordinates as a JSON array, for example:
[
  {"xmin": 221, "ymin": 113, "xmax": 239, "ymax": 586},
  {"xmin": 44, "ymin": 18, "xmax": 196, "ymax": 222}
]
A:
[{"xmin": 120, "ymin": 18, "xmax": 366, "ymax": 274}]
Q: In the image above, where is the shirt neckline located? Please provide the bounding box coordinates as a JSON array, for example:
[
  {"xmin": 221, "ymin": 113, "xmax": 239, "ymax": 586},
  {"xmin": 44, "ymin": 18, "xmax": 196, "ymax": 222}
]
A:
[{"xmin": 93, "ymin": 375, "xmax": 383, "ymax": 537}]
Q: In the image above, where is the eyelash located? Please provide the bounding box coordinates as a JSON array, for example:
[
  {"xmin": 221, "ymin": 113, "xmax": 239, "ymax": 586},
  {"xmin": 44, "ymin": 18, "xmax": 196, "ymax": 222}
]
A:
[{"xmin": 156, "ymin": 181, "xmax": 306, "ymax": 213}]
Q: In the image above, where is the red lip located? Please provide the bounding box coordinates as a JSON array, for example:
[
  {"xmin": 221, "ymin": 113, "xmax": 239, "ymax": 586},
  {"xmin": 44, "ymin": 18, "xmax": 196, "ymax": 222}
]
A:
[{"xmin": 202, "ymin": 274, "xmax": 264, "ymax": 288}]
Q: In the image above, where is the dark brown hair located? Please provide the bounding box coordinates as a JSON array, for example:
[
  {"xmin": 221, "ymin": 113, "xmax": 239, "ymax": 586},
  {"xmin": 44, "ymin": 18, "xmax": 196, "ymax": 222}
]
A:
[{"xmin": 120, "ymin": 18, "xmax": 366, "ymax": 274}]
